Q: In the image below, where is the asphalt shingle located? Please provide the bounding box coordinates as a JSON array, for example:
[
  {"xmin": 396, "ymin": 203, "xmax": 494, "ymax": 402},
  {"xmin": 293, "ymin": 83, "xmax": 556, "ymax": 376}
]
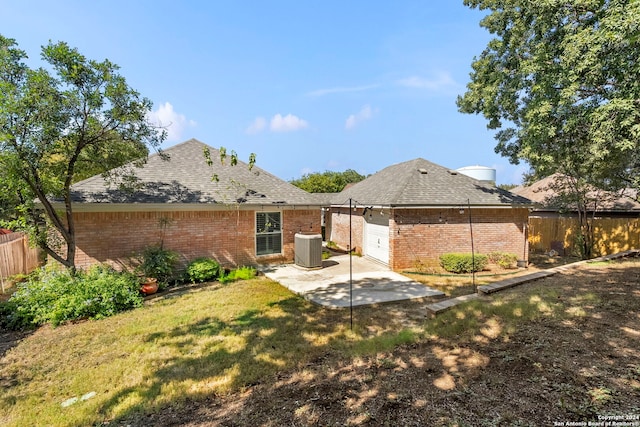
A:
[
  {"xmin": 69, "ymin": 139, "xmax": 320, "ymax": 206},
  {"xmin": 511, "ymin": 173, "xmax": 640, "ymax": 212},
  {"xmin": 331, "ymin": 158, "xmax": 532, "ymax": 207}
]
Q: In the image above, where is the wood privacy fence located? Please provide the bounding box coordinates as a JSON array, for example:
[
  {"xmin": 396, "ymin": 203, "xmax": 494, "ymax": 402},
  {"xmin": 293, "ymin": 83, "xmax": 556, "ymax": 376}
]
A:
[
  {"xmin": 528, "ymin": 216, "xmax": 640, "ymax": 257},
  {"xmin": 0, "ymin": 233, "xmax": 41, "ymax": 291}
]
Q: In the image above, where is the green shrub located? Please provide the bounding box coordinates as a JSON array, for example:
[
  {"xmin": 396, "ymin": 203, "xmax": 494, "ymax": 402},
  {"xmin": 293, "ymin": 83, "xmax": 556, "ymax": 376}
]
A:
[
  {"xmin": 0, "ymin": 299, "xmax": 33, "ymax": 330},
  {"xmin": 219, "ymin": 266, "xmax": 257, "ymax": 284},
  {"xmin": 232, "ymin": 266, "xmax": 256, "ymax": 280},
  {"xmin": 6, "ymin": 265, "xmax": 143, "ymax": 328},
  {"xmin": 439, "ymin": 253, "xmax": 488, "ymax": 273},
  {"xmin": 138, "ymin": 246, "xmax": 179, "ymax": 284},
  {"xmin": 487, "ymin": 251, "xmax": 519, "ymax": 269},
  {"xmin": 186, "ymin": 258, "xmax": 220, "ymax": 283}
]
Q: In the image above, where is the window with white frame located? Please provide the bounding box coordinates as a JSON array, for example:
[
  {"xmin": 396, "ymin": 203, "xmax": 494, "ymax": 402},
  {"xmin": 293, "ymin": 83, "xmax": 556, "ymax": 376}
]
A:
[{"xmin": 256, "ymin": 211, "xmax": 282, "ymax": 255}]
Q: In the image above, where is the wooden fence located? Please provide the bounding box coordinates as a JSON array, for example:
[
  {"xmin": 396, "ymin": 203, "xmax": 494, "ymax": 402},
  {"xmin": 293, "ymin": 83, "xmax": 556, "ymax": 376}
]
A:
[
  {"xmin": 528, "ymin": 216, "xmax": 640, "ymax": 257},
  {"xmin": 0, "ymin": 233, "xmax": 41, "ymax": 292}
]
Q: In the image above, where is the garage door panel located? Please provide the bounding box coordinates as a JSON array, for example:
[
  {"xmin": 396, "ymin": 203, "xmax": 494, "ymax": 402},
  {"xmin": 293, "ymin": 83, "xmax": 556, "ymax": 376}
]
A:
[{"xmin": 365, "ymin": 221, "xmax": 389, "ymax": 264}]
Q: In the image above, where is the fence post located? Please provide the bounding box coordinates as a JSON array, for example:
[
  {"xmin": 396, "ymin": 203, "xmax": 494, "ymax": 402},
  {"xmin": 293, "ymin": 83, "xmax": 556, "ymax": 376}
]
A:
[
  {"xmin": 22, "ymin": 235, "xmax": 28, "ymax": 274},
  {"xmin": 0, "ymin": 239, "xmax": 7, "ymax": 293}
]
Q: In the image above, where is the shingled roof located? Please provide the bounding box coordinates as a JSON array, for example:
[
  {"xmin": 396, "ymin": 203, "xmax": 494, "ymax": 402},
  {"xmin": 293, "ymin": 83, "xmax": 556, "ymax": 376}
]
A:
[
  {"xmin": 511, "ymin": 174, "xmax": 640, "ymax": 212},
  {"xmin": 330, "ymin": 158, "xmax": 532, "ymax": 208},
  {"xmin": 68, "ymin": 139, "xmax": 320, "ymax": 206}
]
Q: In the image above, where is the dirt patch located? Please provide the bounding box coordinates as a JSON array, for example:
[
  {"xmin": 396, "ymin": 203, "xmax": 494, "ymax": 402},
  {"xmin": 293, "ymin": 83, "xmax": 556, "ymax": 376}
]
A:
[{"xmin": 116, "ymin": 256, "xmax": 640, "ymax": 426}]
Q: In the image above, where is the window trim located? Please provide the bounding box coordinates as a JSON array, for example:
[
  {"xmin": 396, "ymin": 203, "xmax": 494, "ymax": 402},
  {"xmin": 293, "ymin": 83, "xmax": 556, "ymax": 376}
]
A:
[{"xmin": 255, "ymin": 211, "xmax": 283, "ymax": 256}]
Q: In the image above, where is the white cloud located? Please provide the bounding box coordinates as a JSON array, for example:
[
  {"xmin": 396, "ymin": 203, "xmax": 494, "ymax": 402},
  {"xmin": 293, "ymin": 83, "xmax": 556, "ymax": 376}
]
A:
[
  {"xmin": 307, "ymin": 84, "xmax": 380, "ymax": 97},
  {"xmin": 147, "ymin": 102, "xmax": 196, "ymax": 143},
  {"xmin": 245, "ymin": 116, "xmax": 267, "ymax": 134},
  {"xmin": 345, "ymin": 104, "xmax": 374, "ymax": 130},
  {"xmin": 397, "ymin": 72, "xmax": 459, "ymax": 92},
  {"xmin": 270, "ymin": 113, "xmax": 308, "ymax": 132}
]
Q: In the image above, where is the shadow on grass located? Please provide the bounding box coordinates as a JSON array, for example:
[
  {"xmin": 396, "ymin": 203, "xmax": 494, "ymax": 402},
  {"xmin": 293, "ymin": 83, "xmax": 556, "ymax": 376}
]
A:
[
  {"xmin": 98, "ymin": 295, "xmax": 357, "ymax": 423},
  {"xmin": 89, "ymin": 261, "xmax": 640, "ymax": 425}
]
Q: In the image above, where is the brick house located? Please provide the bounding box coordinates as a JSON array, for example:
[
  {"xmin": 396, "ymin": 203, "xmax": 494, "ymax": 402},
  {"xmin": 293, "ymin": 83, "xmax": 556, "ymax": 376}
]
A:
[
  {"xmin": 59, "ymin": 139, "xmax": 322, "ymax": 269},
  {"xmin": 324, "ymin": 158, "xmax": 533, "ymax": 270}
]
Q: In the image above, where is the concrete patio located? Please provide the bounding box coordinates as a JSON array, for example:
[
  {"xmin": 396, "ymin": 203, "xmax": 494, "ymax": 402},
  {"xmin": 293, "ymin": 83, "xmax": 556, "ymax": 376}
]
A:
[{"xmin": 261, "ymin": 254, "xmax": 445, "ymax": 308}]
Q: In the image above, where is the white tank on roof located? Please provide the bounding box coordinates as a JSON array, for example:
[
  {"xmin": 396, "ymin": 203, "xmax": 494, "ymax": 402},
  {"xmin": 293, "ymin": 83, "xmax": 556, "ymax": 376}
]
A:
[{"xmin": 456, "ymin": 165, "xmax": 496, "ymax": 183}]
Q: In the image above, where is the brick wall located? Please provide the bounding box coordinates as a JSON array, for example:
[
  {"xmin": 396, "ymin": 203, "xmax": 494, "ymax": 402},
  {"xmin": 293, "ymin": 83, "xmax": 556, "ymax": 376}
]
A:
[
  {"xmin": 282, "ymin": 208, "xmax": 323, "ymax": 261},
  {"xmin": 328, "ymin": 206, "xmax": 529, "ymax": 270},
  {"xmin": 390, "ymin": 207, "xmax": 529, "ymax": 270},
  {"xmin": 71, "ymin": 208, "xmax": 320, "ymax": 269},
  {"xmin": 326, "ymin": 207, "xmax": 364, "ymax": 253}
]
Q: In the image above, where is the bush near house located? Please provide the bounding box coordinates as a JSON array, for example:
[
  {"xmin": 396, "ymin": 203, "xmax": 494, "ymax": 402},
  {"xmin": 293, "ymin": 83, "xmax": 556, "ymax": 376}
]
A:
[
  {"xmin": 487, "ymin": 251, "xmax": 519, "ymax": 269},
  {"xmin": 186, "ymin": 258, "xmax": 221, "ymax": 283},
  {"xmin": 219, "ymin": 266, "xmax": 257, "ymax": 283},
  {"xmin": 138, "ymin": 246, "xmax": 180, "ymax": 284},
  {"xmin": 0, "ymin": 258, "xmax": 264, "ymax": 331},
  {"xmin": 1, "ymin": 266, "xmax": 143, "ymax": 329},
  {"xmin": 439, "ymin": 253, "xmax": 488, "ymax": 273}
]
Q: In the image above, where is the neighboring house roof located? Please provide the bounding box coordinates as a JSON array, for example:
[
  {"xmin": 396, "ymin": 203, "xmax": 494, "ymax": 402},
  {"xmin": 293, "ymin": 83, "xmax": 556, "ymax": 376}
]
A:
[
  {"xmin": 511, "ymin": 174, "xmax": 640, "ymax": 212},
  {"xmin": 68, "ymin": 139, "xmax": 320, "ymax": 207},
  {"xmin": 330, "ymin": 158, "xmax": 532, "ymax": 208},
  {"xmin": 310, "ymin": 193, "xmax": 338, "ymax": 206},
  {"xmin": 0, "ymin": 228, "xmax": 12, "ymax": 235}
]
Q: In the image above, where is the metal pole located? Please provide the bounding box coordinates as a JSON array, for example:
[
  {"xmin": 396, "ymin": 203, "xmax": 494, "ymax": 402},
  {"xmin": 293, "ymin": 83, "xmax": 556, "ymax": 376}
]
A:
[
  {"xmin": 468, "ymin": 199, "xmax": 476, "ymax": 293},
  {"xmin": 349, "ymin": 198, "xmax": 353, "ymax": 331},
  {"xmin": 349, "ymin": 198, "xmax": 353, "ymax": 330}
]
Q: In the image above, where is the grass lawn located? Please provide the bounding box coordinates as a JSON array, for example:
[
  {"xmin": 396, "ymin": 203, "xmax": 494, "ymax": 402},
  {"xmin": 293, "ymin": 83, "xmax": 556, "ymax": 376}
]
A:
[
  {"xmin": 1, "ymin": 257, "xmax": 638, "ymax": 426},
  {"xmin": 0, "ymin": 278, "xmax": 413, "ymax": 426}
]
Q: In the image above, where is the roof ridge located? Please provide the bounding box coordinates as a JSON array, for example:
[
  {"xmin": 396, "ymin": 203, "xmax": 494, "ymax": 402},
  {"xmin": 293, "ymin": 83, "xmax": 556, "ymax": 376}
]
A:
[{"xmin": 387, "ymin": 158, "xmax": 426, "ymax": 204}]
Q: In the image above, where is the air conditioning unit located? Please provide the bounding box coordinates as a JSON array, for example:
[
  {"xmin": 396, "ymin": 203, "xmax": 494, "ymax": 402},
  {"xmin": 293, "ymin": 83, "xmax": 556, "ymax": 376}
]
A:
[{"xmin": 294, "ymin": 233, "xmax": 323, "ymax": 268}]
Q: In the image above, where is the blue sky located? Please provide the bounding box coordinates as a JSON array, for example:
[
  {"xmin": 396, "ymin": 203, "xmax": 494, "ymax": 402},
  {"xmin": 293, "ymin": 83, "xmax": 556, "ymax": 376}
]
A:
[{"xmin": 2, "ymin": 1, "xmax": 529, "ymax": 185}]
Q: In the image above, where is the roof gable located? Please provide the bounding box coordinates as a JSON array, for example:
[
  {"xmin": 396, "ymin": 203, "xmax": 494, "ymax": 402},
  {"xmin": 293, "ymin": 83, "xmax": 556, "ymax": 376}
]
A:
[
  {"xmin": 69, "ymin": 139, "xmax": 319, "ymax": 206},
  {"xmin": 331, "ymin": 158, "xmax": 532, "ymax": 207}
]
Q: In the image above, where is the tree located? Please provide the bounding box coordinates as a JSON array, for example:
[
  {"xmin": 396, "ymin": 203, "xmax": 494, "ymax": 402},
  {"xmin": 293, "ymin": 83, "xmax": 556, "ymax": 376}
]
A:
[
  {"xmin": 540, "ymin": 173, "xmax": 627, "ymax": 258},
  {"xmin": 457, "ymin": 0, "xmax": 640, "ymax": 258},
  {"xmin": 497, "ymin": 183, "xmax": 518, "ymax": 191},
  {"xmin": 0, "ymin": 35, "xmax": 165, "ymax": 269},
  {"xmin": 290, "ymin": 169, "xmax": 366, "ymax": 193}
]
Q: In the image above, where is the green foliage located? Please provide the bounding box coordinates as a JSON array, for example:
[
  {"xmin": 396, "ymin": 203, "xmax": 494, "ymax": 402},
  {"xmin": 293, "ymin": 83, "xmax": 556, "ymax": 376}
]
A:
[
  {"xmin": 203, "ymin": 146, "xmax": 256, "ymax": 184},
  {"xmin": 487, "ymin": 251, "xmax": 518, "ymax": 269},
  {"xmin": 219, "ymin": 266, "xmax": 257, "ymax": 284},
  {"xmin": 0, "ymin": 299, "xmax": 32, "ymax": 330},
  {"xmin": 290, "ymin": 169, "xmax": 366, "ymax": 193},
  {"xmin": 0, "ymin": 34, "xmax": 165, "ymax": 268},
  {"xmin": 458, "ymin": 1, "xmax": 640, "ymax": 198},
  {"xmin": 186, "ymin": 257, "xmax": 220, "ymax": 283},
  {"xmin": 138, "ymin": 246, "xmax": 179, "ymax": 284},
  {"xmin": 439, "ymin": 253, "xmax": 488, "ymax": 274},
  {"xmin": 4, "ymin": 266, "xmax": 143, "ymax": 328},
  {"xmin": 497, "ymin": 183, "xmax": 518, "ymax": 191},
  {"xmin": 458, "ymin": 2, "xmax": 640, "ymax": 260}
]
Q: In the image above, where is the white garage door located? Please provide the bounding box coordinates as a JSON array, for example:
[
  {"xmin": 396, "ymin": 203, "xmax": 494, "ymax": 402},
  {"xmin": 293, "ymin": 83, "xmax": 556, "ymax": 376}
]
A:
[{"xmin": 364, "ymin": 217, "xmax": 389, "ymax": 264}]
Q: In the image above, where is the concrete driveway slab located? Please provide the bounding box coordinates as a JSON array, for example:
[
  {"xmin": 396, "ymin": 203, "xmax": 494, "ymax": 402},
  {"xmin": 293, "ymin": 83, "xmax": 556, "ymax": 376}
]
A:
[{"xmin": 261, "ymin": 254, "xmax": 445, "ymax": 308}]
